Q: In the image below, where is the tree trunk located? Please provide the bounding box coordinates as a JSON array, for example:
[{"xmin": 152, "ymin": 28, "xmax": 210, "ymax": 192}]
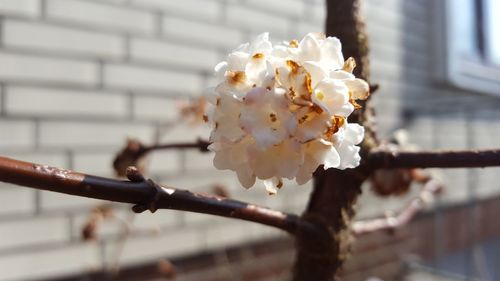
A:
[{"xmin": 292, "ymin": 0, "xmax": 373, "ymax": 280}]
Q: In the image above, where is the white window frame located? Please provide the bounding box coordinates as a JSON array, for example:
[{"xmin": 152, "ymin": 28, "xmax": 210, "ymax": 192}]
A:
[{"xmin": 432, "ymin": 0, "xmax": 500, "ymax": 96}]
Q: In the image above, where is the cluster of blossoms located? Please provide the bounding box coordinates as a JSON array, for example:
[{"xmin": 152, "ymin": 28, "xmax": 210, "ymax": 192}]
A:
[{"xmin": 205, "ymin": 32, "xmax": 369, "ymax": 194}]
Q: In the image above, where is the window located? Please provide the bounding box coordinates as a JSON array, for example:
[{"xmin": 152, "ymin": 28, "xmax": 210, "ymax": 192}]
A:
[{"xmin": 433, "ymin": 0, "xmax": 500, "ymax": 96}]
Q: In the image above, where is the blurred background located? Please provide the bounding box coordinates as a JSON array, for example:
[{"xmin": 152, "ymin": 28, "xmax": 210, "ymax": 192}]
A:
[{"xmin": 0, "ymin": 0, "xmax": 499, "ymax": 280}]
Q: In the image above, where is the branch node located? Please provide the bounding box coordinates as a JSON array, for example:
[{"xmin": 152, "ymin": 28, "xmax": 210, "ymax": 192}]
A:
[
  {"xmin": 126, "ymin": 166, "xmax": 163, "ymax": 213},
  {"xmin": 125, "ymin": 166, "xmax": 145, "ymax": 182},
  {"xmin": 197, "ymin": 138, "xmax": 210, "ymax": 152}
]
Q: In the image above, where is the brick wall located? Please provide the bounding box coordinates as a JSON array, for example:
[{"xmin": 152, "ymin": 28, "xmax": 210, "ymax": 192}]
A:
[
  {"xmin": 39, "ymin": 195, "xmax": 500, "ymax": 281},
  {"xmin": 1, "ymin": 0, "xmax": 500, "ymax": 280},
  {"xmin": 0, "ymin": 0, "xmax": 323, "ymax": 280}
]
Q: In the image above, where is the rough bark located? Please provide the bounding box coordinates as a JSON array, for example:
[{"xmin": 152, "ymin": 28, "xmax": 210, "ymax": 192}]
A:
[{"xmin": 292, "ymin": 0, "xmax": 374, "ymax": 280}]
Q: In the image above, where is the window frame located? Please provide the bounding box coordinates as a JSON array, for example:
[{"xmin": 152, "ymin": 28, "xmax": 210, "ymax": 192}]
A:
[{"xmin": 432, "ymin": 0, "xmax": 500, "ymax": 96}]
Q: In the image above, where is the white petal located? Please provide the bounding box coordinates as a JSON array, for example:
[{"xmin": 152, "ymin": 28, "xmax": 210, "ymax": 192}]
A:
[
  {"xmin": 249, "ymin": 140, "xmax": 301, "ymax": 180},
  {"xmin": 214, "ymin": 61, "xmax": 228, "ymax": 80},
  {"xmin": 295, "ymin": 139, "xmax": 335, "ymax": 184},
  {"xmin": 329, "ymin": 70, "xmax": 355, "ymax": 80},
  {"xmin": 213, "ymin": 149, "xmax": 232, "ymax": 170},
  {"xmin": 245, "ymin": 55, "xmax": 268, "ymax": 84},
  {"xmin": 236, "ymin": 166, "xmax": 256, "ymax": 189},
  {"xmin": 250, "ymin": 127, "xmax": 285, "ymax": 149},
  {"xmin": 335, "ymin": 142, "xmax": 361, "ymax": 169},
  {"xmin": 240, "ymin": 88, "xmax": 294, "ymax": 149},
  {"xmin": 294, "ymin": 109, "xmax": 329, "ymax": 143},
  {"xmin": 234, "ymin": 42, "xmax": 249, "ymax": 52},
  {"xmin": 323, "ymin": 146, "xmax": 341, "ymax": 169},
  {"xmin": 251, "ymin": 32, "xmax": 272, "ymax": 55},
  {"xmin": 211, "ymin": 93, "xmax": 245, "ymax": 142},
  {"xmin": 345, "ymin": 78, "xmax": 370, "ymax": 100},
  {"xmin": 271, "ymin": 45, "xmax": 290, "ymax": 59},
  {"xmin": 298, "ymin": 34, "xmax": 321, "ymax": 62},
  {"xmin": 263, "ymin": 179, "xmax": 278, "ymax": 195},
  {"xmin": 296, "ymin": 167, "xmax": 313, "ymax": 185},
  {"xmin": 263, "ymin": 177, "xmax": 285, "ymax": 194},
  {"xmin": 321, "ymin": 37, "xmax": 344, "ymax": 69},
  {"xmin": 307, "ymin": 139, "xmax": 339, "ymax": 169},
  {"xmin": 344, "ymin": 123, "xmax": 365, "ymax": 145},
  {"xmin": 335, "ymin": 103, "xmax": 355, "ymax": 117},
  {"xmin": 204, "ymin": 86, "xmax": 219, "ymax": 105},
  {"xmin": 312, "ymin": 79, "xmax": 350, "ymax": 116},
  {"xmin": 227, "ymin": 52, "xmax": 249, "ymax": 71},
  {"xmin": 303, "ymin": 61, "xmax": 328, "ymax": 88}
]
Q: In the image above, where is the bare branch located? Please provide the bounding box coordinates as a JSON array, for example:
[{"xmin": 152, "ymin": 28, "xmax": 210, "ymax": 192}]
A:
[
  {"xmin": 144, "ymin": 139, "xmax": 210, "ymax": 153},
  {"xmin": 113, "ymin": 139, "xmax": 210, "ymax": 176},
  {"xmin": 0, "ymin": 155, "xmax": 308, "ymax": 235},
  {"xmin": 352, "ymin": 178, "xmax": 443, "ymax": 235},
  {"xmin": 368, "ymin": 148, "xmax": 500, "ymax": 169}
]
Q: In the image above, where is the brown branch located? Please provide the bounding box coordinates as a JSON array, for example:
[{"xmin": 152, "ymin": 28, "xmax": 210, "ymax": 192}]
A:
[
  {"xmin": 144, "ymin": 140, "xmax": 210, "ymax": 153},
  {"xmin": 368, "ymin": 148, "xmax": 500, "ymax": 169},
  {"xmin": 113, "ymin": 139, "xmax": 210, "ymax": 176},
  {"xmin": 352, "ymin": 178, "xmax": 443, "ymax": 235},
  {"xmin": 0, "ymin": 155, "xmax": 310, "ymax": 235}
]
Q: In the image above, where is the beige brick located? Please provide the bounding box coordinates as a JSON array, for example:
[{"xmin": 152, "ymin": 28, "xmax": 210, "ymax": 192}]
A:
[
  {"xmin": 130, "ymin": 38, "xmax": 219, "ymax": 70},
  {"xmin": 104, "ymin": 64, "xmax": 203, "ymax": 94},
  {"xmin": 440, "ymin": 169, "xmax": 469, "ymax": 205},
  {"xmin": 109, "ymin": 228, "xmax": 204, "ymax": 266},
  {"xmin": 39, "ymin": 121, "xmax": 154, "ymax": 148},
  {"xmin": 477, "ymin": 167, "xmax": 500, "ymax": 199},
  {"xmin": 0, "ymin": 243, "xmax": 100, "ymax": 281},
  {"xmin": 183, "ymin": 149, "xmax": 215, "ymax": 171},
  {"xmin": 72, "ymin": 151, "xmax": 116, "ymax": 176},
  {"xmin": 0, "ymin": 216, "xmax": 68, "ymax": 250},
  {"xmin": 3, "ymin": 20, "xmax": 125, "ymax": 58},
  {"xmin": 147, "ymin": 150, "xmax": 180, "ymax": 175},
  {"xmin": 0, "ymin": 153, "xmax": 68, "ymax": 215},
  {"xmin": 2, "ymin": 151, "xmax": 68, "ymax": 167},
  {"xmin": 281, "ymin": 183, "xmax": 312, "ymax": 211},
  {"xmin": 0, "ymin": 0, "xmax": 39, "ymax": 17},
  {"xmin": 159, "ymin": 171, "xmax": 237, "ymax": 195},
  {"xmin": 0, "ymin": 52, "xmax": 98, "ymax": 86},
  {"xmin": 131, "ymin": 0, "xmax": 221, "ymax": 21},
  {"xmin": 157, "ymin": 124, "xmax": 208, "ymax": 143},
  {"xmin": 226, "ymin": 5, "xmax": 289, "ymax": 35},
  {"xmin": 46, "ymin": 0, "xmax": 155, "ymax": 34},
  {"xmin": 295, "ymin": 22, "xmax": 322, "ymax": 38},
  {"xmin": 162, "ymin": 17, "xmax": 244, "ymax": 48},
  {"xmin": 407, "ymin": 116, "xmax": 434, "ymax": 148},
  {"xmin": 5, "ymin": 86, "xmax": 128, "ymax": 118},
  {"xmin": 248, "ymin": 0, "xmax": 304, "ymax": 18},
  {"xmin": 0, "ymin": 183, "xmax": 35, "ymax": 215},
  {"xmin": 183, "ymin": 212, "xmax": 211, "ymax": 225},
  {"xmin": 72, "ymin": 208, "xmax": 130, "ymax": 239},
  {"xmin": 0, "ymin": 120, "xmax": 35, "ymax": 148},
  {"xmin": 434, "ymin": 114, "xmax": 468, "ymax": 149},
  {"xmin": 202, "ymin": 219, "xmax": 272, "ymax": 249},
  {"xmin": 40, "ymin": 190, "xmax": 107, "ymax": 212},
  {"xmin": 133, "ymin": 96, "xmax": 179, "ymax": 121},
  {"xmin": 308, "ymin": 3, "xmax": 327, "ymax": 25},
  {"xmin": 133, "ymin": 209, "xmax": 182, "ymax": 230}
]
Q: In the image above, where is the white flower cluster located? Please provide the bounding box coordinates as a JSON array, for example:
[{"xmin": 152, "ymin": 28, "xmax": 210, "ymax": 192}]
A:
[{"xmin": 205, "ymin": 32, "xmax": 369, "ymax": 194}]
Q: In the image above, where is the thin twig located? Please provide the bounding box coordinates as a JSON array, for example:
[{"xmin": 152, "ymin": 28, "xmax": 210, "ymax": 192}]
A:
[
  {"xmin": 368, "ymin": 148, "xmax": 500, "ymax": 169},
  {"xmin": 352, "ymin": 178, "xmax": 443, "ymax": 235},
  {"xmin": 113, "ymin": 139, "xmax": 210, "ymax": 176},
  {"xmin": 0, "ymin": 156, "xmax": 309, "ymax": 235}
]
